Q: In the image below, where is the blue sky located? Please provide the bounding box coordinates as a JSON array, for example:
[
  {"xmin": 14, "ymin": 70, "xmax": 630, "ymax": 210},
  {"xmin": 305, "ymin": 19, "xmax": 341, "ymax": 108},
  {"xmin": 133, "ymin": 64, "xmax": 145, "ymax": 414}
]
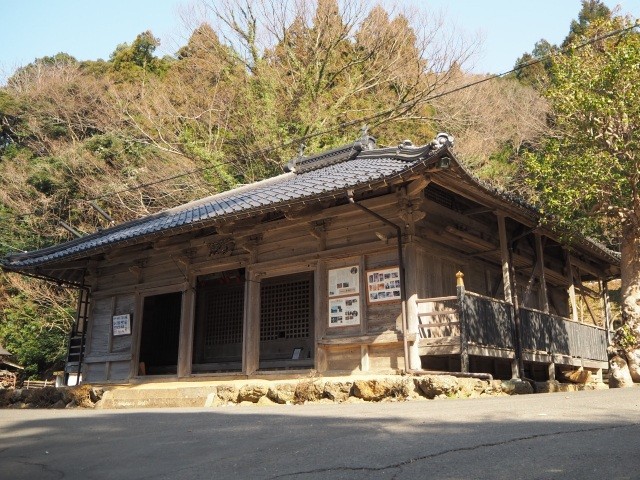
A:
[{"xmin": 1, "ymin": 0, "xmax": 638, "ymax": 84}]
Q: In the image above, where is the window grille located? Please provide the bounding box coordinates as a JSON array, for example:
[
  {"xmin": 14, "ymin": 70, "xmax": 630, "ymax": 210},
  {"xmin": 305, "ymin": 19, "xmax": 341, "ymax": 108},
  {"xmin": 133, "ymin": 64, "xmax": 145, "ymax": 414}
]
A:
[
  {"xmin": 260, "ymin": 274, "xmax": 312, "ymax": 341},
  {"xmin": 426, "ymin": 184, "xmax": 459, "ymax": 211},
  {"xmin": 202, "ymin": 284, "xmax": 244, "ymax": 346}
]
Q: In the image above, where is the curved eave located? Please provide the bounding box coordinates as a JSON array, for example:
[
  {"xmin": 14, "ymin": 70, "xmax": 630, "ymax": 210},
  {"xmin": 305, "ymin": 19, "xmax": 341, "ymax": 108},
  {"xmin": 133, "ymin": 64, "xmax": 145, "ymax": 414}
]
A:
[
  {"xmin": 439, "ymin": 158, "xmax": 620, "ymax": 268},
  {"xmin": 1, "ymin": 145, "xmax": 446, "ymax": 276}
]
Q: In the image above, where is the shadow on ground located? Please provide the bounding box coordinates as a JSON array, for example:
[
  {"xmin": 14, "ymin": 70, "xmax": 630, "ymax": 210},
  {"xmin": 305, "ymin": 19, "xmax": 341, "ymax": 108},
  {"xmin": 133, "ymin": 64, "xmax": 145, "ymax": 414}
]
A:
[{"xmin": 1, "ymin": 388, "xmax": 639, "ymax": 480}]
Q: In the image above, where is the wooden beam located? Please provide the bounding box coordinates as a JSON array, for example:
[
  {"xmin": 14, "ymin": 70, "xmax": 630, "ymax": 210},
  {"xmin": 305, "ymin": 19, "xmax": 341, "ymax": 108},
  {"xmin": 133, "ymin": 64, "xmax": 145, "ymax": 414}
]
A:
[
  {"xmin": 431, "ymin": 175, "xmax": 537, "ymax": 228},
  {"xmin": 424, "ymin": 199, "xmax": 497, "ymax": 238},
  {"xmin": 317, "ymin": 331, "xmax": 403, "ymax": 346},
  {"xmin": 535, "ymin": 233, "xmax": 549, "ymax": 313},
  {"xmin": 405, "ymin": 175, "xmax": 431, "ymax": 198},
  {"xmin": 464, "ymin": 207, "xmax": 494, "ymax": 216},
  {"xmin": 565, "ymin": 249, "xmax": 579, "ymax": 323},
  {"xmin": 497, "ymin": 213, "xmax": 512, "ymax": 303},
  {"xmin": 439, "ymin": 226, "xmax": 570, "ymax": 288},
  {"xmin": 250, "ymin": 239, "xmax": 395, "ymax": 272},
  {"xmin": 189, "ymin": 193, "xmax": 399, "ymax": 245},
  {"xmin": 284, "ymin": 204, "xmax": 324, "ymax": 220},
  {"xmin": 575, "ymin": 282, "xmax": 601, "ymax": 299},
  {"xmin": 570, "ymin": 256, "xmax": 607, "ymax": 279}
]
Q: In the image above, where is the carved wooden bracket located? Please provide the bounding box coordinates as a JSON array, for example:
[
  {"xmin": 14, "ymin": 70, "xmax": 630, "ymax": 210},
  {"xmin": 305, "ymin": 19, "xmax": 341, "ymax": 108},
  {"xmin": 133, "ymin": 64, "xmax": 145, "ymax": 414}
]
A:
[
  {"xmin": 134, "ymin": 259, "xmax": 148, "ymax": 269},
  {"xmin": 208, "ymin": 238, "xmax": 235, "ymax": 258},
  {"xmin": 397, "ymin": 177, "xmax": 429, "ymax": 226}
]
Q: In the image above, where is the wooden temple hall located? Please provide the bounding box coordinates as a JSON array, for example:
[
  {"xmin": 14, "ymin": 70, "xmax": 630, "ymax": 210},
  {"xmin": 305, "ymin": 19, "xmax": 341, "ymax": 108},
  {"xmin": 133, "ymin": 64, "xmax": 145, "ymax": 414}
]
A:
[{"xmin": 1, "ymin": 134, "xmax": 620, "ymax": 384}]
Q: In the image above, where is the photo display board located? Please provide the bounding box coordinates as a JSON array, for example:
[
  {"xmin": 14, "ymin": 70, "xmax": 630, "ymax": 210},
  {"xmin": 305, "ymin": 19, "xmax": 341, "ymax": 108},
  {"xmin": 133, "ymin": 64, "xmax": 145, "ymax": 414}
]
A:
[
  {"xmin": 366, "ymin": 267, "xmax": 401, "ymax": 304},
  {"xmin": 329, "ymin": 295, "xmax": 360, "ymax": 327},
  {"xmin": 328, "ymin": 266, "xmax": 360, "ymax": 297},
  {"xmin": 112, "ymin": 314, "xmax": 132, "ymax": 336},
  {"xmin": 327, "ymin": 266, "xmax": 361, "ymax": 327}
]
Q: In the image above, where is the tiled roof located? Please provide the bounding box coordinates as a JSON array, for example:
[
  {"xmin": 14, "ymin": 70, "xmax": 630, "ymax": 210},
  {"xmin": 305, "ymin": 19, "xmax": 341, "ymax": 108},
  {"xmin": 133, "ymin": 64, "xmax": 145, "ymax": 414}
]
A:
[
  {"xmin": 1, "ymin": 139, "xmax": 443, "ymax": 270},
  {"xmin": 0, "ymin": 134, "xmax": 620, "ymax": 275}
]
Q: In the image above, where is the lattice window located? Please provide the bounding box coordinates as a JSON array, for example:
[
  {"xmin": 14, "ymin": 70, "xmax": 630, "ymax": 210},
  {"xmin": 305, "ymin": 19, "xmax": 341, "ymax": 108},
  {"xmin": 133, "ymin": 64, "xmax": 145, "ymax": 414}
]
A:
[
  {"xmin": 202, "ymin": 285, "xmax": 244, "ymax": 346},
  {"xmin": 260, "ymin": 274, "xmax": 312, "ymax": 341},
  {"xmin": 425, "ymin": 184, "xmax": 459, "ymax": 211}
]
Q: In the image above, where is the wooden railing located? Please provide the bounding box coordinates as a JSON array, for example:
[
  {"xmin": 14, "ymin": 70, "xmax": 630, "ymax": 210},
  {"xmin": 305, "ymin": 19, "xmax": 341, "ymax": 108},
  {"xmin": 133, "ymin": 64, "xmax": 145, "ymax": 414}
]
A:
[
  {"xmin": 416, "ymin": 288, "xmax": 608, "ymax": 364},
  {"xmin": 519, "ymin": 307, "xmax": 607, "ymax": 362},
  {"xmin": 416, "ymin": 296, "xmax": 459, "ymax": 339},
  {"xmin": 460, "ymin": 292, "xmax": 515, "ymax": 350},
  {"xmin": 23, "ymin": 379, "xmax": 53, "ymax": 389}
]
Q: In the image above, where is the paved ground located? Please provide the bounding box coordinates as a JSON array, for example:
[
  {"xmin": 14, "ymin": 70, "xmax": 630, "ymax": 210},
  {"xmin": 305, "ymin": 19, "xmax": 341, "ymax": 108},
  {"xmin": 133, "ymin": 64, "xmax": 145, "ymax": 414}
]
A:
[{"xmin": 1, "ymin": 388, "xmax": 639, "ymax": 480}]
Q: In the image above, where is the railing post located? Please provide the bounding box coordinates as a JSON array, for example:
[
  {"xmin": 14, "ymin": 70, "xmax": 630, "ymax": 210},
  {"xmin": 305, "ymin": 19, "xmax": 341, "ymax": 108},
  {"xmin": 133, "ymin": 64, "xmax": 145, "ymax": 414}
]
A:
[{"xmin": 457, "ymin": 271, "xmax": 469, "ymax": 373}]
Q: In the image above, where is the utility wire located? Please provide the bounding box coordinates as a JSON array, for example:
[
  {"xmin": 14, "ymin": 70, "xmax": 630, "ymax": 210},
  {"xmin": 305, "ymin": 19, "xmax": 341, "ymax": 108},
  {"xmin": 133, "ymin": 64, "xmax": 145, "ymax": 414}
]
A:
[
  {"xmin": 0, "ymin": 240, "xmax": 27, "ymax": 253},
  {"xmin": 2, "ymin": 22, "xmax": 638, "ymax": 227}
]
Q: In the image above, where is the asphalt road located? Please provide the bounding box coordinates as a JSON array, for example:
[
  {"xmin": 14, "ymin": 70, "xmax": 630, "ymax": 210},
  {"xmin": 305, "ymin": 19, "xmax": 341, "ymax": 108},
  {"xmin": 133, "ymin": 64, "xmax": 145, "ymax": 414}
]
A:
[{"xmin": 1, "ymin": 387, "xmax": 639, "ymax": 480}]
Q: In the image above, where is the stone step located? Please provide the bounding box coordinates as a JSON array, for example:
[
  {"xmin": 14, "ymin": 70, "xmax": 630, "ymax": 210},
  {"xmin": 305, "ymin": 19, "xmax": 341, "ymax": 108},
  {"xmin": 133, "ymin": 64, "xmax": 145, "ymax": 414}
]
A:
[{"xmin": 100, "ymin": 386, "xmax": 221, "ymax": 408}]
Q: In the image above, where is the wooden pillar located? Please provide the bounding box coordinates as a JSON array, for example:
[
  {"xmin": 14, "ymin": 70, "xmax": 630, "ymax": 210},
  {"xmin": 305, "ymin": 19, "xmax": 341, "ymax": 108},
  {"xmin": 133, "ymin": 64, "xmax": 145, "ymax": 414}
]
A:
[
  {"xmin": 129, "ymin": 293, "xmax": 143, "ymax": 379},
  {"xmin": 404, "ymin": 243, "xmax": 422, "ymax": 370},
  {"xmin": 497, "ymin": 213, "xmax": 512, "ymax": 303},
  {"xmin": 360, "ymin": 345, "xmax": 370, "ymax": 372},
  {"xmin": 177, "ymin": 279, "xmax": 195, "ymax": 378},
  {"xmin": 565, "ymin": 249, "xmax": 579, "ymax": 323},
  {"xmin": 510, "ymin": 359, "xmax": 519, "ymax": 379},
  {"xmin": 243, "ymin": 269, "xmax": 261, "ymax": 375},
  {"xmin": 315, "ymin": 260, "xmax": 328, "ymax": 373},
  {"xmin": 602, "ymin": 280, "xmax": 612, "ymax": 344},
  {"xmin": 535, "ymin": 233, "xmax": 549, "ymax": 313},
  {"xmin": 457, "ymin": 272, "xmax": 469, "ymax": 373}
]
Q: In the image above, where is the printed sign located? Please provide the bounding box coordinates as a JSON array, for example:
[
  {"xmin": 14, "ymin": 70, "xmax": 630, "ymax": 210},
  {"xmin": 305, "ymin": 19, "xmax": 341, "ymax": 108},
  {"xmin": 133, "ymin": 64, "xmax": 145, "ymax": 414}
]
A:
[
  {"xmin": 366, "ymin": 267, "xmax": 401, "ymax": 303},
  {"xmin": 329, "ymin": 295, "xmax": 361, "ymax": 327},
  {"xmin": 112, "ymin": 314, "xmax": 131, "ymax": 336},
  {"xmin": 328, "ymin": 266, "xmax": 360, "ymax": 297}
]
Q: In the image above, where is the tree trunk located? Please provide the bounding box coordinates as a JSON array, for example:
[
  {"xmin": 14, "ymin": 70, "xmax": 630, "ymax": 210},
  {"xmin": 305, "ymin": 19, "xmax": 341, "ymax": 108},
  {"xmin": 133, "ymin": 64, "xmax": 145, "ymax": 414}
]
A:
[
  {"xmin": 610, "ymin": 222, "xmax": 640, "ymax": 387},
  {"xmin": 627, "ymin": 349, "xmax": 640, "ymax": 382},
  {"xmin": 620, "ymin": 222, "xmax": 640, "ymax": 329}
]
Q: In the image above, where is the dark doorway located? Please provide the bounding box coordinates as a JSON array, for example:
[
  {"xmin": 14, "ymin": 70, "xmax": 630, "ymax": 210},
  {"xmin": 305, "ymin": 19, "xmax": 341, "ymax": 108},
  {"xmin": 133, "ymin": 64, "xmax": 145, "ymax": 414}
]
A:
[
  {"xmin": 259, "ymin": 272, "xmax": 314, "ymax": 370},
  {"xmin": 139, "ymin": 292, "xmax": 182, "ymax": 375},
  {"xmin": 192, "ymin": 269, "xmax": 245, "ymax": 373}
]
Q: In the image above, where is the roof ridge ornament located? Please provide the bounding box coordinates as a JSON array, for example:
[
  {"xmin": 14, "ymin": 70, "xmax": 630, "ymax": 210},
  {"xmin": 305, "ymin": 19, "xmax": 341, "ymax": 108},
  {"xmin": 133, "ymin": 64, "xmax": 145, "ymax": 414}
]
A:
[
  {"xmin": 285, "ymin": 130, "xmax": 377, "ymax": 173},
  {"xmin": 431, "ymin": 132, "xmax": 455, "ymax": 149}
]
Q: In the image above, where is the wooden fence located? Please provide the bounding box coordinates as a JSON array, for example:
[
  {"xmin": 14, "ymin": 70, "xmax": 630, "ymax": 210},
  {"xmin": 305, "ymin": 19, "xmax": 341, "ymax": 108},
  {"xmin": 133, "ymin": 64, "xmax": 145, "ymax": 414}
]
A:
[{"xmin": 22, "ymin": 379, "xmax": 53, "ymax": 389}]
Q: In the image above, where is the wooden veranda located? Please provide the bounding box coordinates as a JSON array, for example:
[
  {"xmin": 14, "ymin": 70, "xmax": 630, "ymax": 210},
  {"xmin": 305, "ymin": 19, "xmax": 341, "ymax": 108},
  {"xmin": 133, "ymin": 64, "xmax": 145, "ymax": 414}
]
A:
[{"xmin": 416, "ymin": 273, "xmax": 609, "ymax": 380}]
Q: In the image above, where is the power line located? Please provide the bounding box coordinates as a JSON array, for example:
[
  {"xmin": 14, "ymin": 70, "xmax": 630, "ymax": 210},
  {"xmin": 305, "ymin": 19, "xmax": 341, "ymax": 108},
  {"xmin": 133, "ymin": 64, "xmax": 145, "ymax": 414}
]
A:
[
  {"xmin": 2, "ymin": 21, "xmax": 637, "ymax": 228},
  {"xmin": 57, "ymin": 21, "xmax": 640, "ymax": 205},
  {"xmin": 0, "ymin": 240, "xmax": 27, "ymax": 253}
]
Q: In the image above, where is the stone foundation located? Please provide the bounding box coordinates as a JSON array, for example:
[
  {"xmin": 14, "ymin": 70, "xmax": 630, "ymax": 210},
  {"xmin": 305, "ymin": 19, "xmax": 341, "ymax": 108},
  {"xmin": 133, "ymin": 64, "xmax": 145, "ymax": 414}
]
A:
[{"xmin": 0, "ymin": 375, "xmax": 609, "ymax": 409}]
